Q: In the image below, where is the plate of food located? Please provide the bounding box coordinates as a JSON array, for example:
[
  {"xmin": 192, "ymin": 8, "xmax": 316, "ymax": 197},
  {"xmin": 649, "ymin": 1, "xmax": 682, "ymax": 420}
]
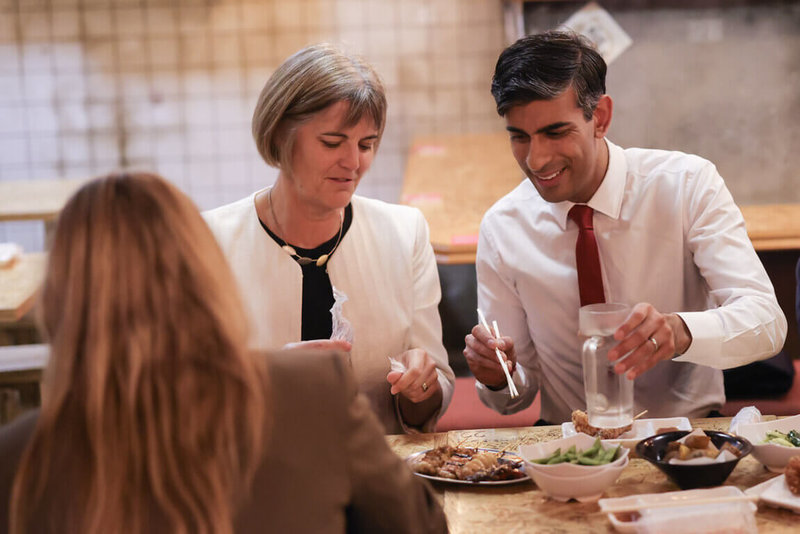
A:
[
  {"xmin": 406, "ymin": 446, "xmax": 529, "ymax": 485},
  {"xmin": 745, "ymin": 456, "xmax": 800, "ymax": 513},
  {"xmin": 562, "ymin": 410, "xmax": 692, "ymax": 448}
]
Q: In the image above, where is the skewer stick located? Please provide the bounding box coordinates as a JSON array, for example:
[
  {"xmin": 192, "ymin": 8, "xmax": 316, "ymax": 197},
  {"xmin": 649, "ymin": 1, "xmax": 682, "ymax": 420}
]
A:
[
  {"xmin": 476, "ymin": 308, "xmax": 518, "ymax": 398},
  {"xmin": 634, "ymin": 409, "xmax": 648, "ymax": 421},
  {"xmin": 600, "ymin": 494, "xmax": 758, "ymax": 515}
]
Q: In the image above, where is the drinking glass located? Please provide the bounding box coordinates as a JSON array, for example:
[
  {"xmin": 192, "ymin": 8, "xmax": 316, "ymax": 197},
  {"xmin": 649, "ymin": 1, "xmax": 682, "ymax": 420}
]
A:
[{"xmin": 579, "ymin": 303, "xmax": 635, "ymax": 428}]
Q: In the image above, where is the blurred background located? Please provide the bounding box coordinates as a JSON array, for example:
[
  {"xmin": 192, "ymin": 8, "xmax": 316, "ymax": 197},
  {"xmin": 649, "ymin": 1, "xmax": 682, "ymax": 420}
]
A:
[
  {"xmin": 1, "ymin": 0, "xmax": 798, "ymax": 252},
  {"xmin": 0, "ymin": 0, "xmax": 505, "ymax": 250},
  {"xmin": 1, "ymin": 0, "xmax": 799, "ymax": 426}
]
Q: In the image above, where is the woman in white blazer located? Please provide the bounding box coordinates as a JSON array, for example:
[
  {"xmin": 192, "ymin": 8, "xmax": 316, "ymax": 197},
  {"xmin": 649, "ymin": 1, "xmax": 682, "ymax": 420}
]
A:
[{"xmin": 204, "ymin": 43, "xmax": 454, "ymax": 434}]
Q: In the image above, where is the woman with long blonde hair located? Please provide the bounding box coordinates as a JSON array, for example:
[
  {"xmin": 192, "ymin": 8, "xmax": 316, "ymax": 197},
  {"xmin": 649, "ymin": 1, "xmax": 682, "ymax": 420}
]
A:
[{"xmin": 0, "ymin": 173, "xmax": 446, "ymax": 533}]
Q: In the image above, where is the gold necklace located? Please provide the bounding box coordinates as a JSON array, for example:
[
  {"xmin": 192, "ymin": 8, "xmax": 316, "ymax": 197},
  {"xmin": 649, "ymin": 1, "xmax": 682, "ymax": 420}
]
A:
[{"xmin": 267, "ymin": 188, "xmax": 344, "ymax": 267}]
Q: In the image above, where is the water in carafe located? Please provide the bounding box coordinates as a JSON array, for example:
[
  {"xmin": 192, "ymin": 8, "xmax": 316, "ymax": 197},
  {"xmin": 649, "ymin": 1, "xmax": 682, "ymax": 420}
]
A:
[{"xmin": 583, "ymin": 333, "xmax": 634, "ymax": 428}]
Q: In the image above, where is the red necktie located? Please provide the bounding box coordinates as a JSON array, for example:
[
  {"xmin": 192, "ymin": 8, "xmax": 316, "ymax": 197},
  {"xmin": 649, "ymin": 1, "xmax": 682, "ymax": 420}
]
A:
[{"xmin": 568, "ymin": 205, "xmax": 605, "ymax": 306}]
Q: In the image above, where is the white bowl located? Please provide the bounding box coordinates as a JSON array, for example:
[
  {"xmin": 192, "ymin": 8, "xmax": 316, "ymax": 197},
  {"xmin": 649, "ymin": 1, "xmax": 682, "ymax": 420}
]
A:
[
  {"xmin": 526, "ymin": 455, "xmax": 629, "ymax": 502},
  {"xmin": 519, "ymin": 432, "xmax": 629, "ymax": 477},
  {"xmin": 737, "ymin": 414, "xmax": 800, "ymax": 473}
]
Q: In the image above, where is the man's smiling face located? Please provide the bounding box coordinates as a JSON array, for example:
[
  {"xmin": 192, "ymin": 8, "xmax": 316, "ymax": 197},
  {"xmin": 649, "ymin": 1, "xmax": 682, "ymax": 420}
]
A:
[{"xmin": 504, "ymin": 87, "xmax": 611, "ymax": 204}]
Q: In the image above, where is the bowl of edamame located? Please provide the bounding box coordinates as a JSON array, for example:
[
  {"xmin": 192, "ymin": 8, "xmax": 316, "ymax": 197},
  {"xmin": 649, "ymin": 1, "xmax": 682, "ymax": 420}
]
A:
[
  {"xmin": 519, "ymin": 433, "xmax": 630, "ymax": 501},
  {"xmin": 738, "ymin": 413, "xmax": 800, "ymax": 473}
]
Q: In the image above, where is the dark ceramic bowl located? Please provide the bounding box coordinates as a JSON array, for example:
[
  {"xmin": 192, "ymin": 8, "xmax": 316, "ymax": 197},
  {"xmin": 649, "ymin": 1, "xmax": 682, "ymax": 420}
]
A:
[{"xmin": 635, "ymin": 430, "xmax": 753, "ymax": 490}]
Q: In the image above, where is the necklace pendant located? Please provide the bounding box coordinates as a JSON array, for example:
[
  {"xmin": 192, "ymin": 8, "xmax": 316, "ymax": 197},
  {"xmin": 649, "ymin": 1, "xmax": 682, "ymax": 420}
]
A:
[
  {"xmin": 281, "ymin": 245, "xmax": 297, "ymax": 256},
  {"xmin": 316, "ymin": 254, "xmax": 329, "ymax": 267}
]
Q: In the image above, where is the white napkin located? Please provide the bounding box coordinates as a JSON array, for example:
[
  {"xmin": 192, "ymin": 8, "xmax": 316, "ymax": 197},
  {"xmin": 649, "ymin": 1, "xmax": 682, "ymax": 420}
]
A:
[
  {"xmin": 729, "ymin": 406, "xmax": 762, "ymax": 435},
  {"xmin": 329, "ymin": 285, "xmax": 354, "ymax": 344},
  {"xmin": 388, "ymin": 357, "xmax": 407, "ymax": 374},
  {"xmin": 0, "ymin": 243, "xmax": 22, "ymax": 268},
  {"xmin": 667, "ymin": 429, "xmax": 737, "ymax": 465}
]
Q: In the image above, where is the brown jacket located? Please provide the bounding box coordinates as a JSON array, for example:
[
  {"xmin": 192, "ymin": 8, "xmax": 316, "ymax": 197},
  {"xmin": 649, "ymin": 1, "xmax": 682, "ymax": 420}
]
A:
[{"xmin": 0, "ymin": 350, "xmax": 447, "ymax": 533}]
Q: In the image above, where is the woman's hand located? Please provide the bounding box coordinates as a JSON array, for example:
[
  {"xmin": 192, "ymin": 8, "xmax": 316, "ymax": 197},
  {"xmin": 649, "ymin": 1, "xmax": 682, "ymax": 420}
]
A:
[
  {"xmin": 283, "ymin": 339, "xmax": 352, "ymax": 352},
  {"xmin": 386, "ymin": 348, "xmax": 440, "ymax": 403}
]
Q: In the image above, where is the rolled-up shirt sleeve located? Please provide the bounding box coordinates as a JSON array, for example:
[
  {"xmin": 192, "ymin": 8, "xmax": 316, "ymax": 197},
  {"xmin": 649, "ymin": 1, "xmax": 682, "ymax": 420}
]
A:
[{"xmin": 674, "ymin": 162, "xmax": 787, "ymax": 368}]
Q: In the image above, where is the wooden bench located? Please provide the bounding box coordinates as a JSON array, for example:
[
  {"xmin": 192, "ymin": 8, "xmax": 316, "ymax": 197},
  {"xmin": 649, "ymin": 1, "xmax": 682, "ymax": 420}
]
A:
[
  {"xmin": 0, "ymin": 343, "xmax": 48, "ymax": 381},
  {"xmin": 436, "ymin": 376, "xmax": 540, "ymax": 431},
  {"xmin": 722, "ymin": 360, "xmax": 800, "ymax": 417},
  {"xmin": 0, "ymin": 343, "xmax": 47, "ymax": 424}
]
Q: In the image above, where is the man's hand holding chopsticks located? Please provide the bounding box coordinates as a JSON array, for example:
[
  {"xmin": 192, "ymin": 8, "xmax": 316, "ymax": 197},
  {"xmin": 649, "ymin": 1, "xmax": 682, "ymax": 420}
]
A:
[{"xmin": 464, "ymin": 324, "xmax": 517, "ymax": 390}]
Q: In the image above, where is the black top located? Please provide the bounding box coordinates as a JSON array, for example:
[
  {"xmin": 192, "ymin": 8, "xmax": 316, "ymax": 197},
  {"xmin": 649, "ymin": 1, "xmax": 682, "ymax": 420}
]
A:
[{"xmin": 259, "ymin": 205, "xmax": 353, "ymax": 340}]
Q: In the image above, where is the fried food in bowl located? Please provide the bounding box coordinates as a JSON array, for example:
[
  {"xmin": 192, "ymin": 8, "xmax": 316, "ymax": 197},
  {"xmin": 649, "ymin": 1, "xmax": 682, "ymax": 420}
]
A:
[{"xmin": 636, "ymin": 430, "xmax": 752, "ymax": 490}]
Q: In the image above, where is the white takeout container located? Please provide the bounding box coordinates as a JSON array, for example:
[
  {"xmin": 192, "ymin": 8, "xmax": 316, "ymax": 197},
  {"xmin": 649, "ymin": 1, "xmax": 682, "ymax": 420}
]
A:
[
  {"xmin": 600, "ymin": 487, "xmax": 756, "ymax": 533},
  {"xmin": 737, "ymin": 413, "xmax": 800, "ymax": 473}
]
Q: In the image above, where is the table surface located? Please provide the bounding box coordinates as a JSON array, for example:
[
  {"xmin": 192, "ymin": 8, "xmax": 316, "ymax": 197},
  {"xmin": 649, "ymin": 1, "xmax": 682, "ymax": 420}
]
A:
[
  {"xmin": 401, "ymin": 132, "xmax": 800, "ymax": 263},
  {"xmin": 0, "ymin": 253, "xmax": 46, "ymax": 323},
  {"xmin": 387, "ymin": 417, "xmax": 797, "ymax": 533},
  {"xmin": 0, "ymin": 178, "xmax": 87, "ymax": 222}
]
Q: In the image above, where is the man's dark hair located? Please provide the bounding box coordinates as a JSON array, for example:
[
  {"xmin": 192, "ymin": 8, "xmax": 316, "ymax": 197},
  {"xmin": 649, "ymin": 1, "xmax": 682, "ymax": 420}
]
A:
[{"xmin": 491, "ymin": 30, "xmax": 607, "ymax": 120}]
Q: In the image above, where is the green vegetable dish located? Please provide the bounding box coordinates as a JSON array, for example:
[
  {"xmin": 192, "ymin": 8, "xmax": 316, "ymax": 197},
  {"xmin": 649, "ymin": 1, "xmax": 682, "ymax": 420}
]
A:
[
  {"xmin": 530, "ymin": 437, "xmax": 622, "ymax": 466},
  {"xmin": 763, "ymin": 429, "xmax": 800, "ymax": 447}
]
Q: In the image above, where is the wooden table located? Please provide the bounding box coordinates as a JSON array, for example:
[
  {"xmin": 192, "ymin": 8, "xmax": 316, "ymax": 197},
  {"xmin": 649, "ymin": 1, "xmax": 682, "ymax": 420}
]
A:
[
  {"xmin": 0, "ymin": 178, "xmax": 86, "ymax": 223},
  {"xmin": 401, "ymin": 133, "xmax": 522, "ymax": 264},
  {"xmin": 0, "ymin": 178, "xmax": 87, "ymax": 251},
  {"xmin": 0, "ymin": 178, "xmax": 83, "ymax": 327},
  {"xmin": 740, "ymin": 204, "xmax": 800, "ymax": 252},
  {"xmin": 401, "ymin": 132, "xmax": 800, "ymax": 263},
  {"xmin": 0, "ymin": 253, "xmax": 46, "ymax": 324},
  {"xmin": 387, "ymin": 418, "xmax": 797, "ymax": 533}
]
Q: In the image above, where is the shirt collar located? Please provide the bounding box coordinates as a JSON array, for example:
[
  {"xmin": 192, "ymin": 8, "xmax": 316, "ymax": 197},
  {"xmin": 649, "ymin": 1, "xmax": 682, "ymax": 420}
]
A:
[{"xmin": 553, "ymin": 138, "xmax": 627, "ymax": 230}]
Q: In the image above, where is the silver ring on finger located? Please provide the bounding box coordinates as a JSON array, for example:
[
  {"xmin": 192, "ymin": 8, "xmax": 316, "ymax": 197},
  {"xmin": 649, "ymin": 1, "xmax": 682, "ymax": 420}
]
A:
[
  {"xmin": 422, "ymin": 382, "xmax": 429, "ymax": 392},
  {"xmin": 649, "ymin": 336, "xmax": 659, "ymax": 351}
]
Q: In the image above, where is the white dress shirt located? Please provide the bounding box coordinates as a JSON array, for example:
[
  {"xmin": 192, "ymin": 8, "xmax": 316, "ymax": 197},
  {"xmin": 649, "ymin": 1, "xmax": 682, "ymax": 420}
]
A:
[
  {"xmin": 204, "ymin": 193, "xmax": 455, "ymax": 434},
  {"xmin": 476, "ymin": 139, "xmax": 787, "ymax": 424}
]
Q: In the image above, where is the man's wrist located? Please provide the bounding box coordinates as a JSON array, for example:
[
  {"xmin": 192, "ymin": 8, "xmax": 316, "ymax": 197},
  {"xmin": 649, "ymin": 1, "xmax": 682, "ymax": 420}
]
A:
[
  {"xmin": 485, "ymin": 381, "xmax": 507, "ymax": 392},
  {"xmin": 667, "ymin": 313, "xmax": 692, "ymax": 355}
]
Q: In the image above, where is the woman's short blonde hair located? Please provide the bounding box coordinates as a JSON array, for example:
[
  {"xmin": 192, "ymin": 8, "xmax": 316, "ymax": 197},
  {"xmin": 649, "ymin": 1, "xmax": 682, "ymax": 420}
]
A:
[{"xmin": 252, "ymin": 43, "xmax": 387, "ymax": 172}]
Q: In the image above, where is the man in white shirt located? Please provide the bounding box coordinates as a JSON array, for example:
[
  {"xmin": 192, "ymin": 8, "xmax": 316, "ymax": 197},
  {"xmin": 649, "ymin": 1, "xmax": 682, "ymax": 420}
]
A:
[{"xmin": 463, "ymin": 30, "xmax": 787, "ymax": 424}]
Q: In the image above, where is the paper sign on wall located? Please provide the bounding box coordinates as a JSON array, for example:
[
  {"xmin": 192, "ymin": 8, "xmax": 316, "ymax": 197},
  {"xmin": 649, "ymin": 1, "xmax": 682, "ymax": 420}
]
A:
[{"xmin": 559, "ymin": 2, "xmax": 632, "ymax": 65}]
